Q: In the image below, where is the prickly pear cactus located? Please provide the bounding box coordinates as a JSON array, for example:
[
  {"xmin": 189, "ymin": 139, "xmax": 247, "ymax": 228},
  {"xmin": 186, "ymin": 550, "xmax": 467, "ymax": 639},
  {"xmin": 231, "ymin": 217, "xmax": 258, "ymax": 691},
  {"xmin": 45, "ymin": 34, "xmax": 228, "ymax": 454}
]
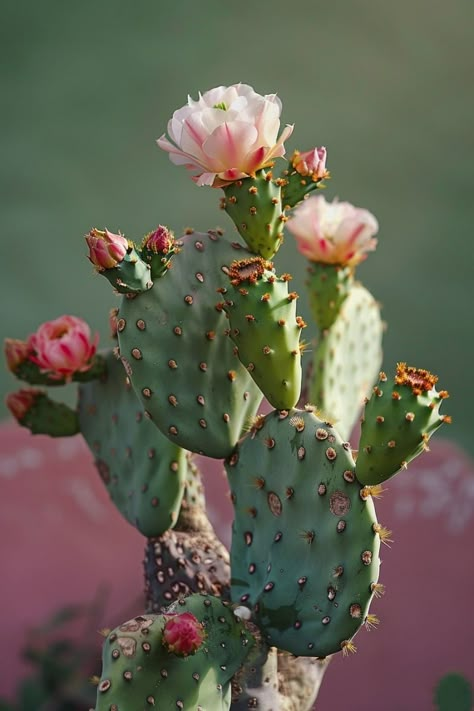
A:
[
  {"xmin": 94, "ymin": 594, "xmax": 255, "ymax": 711},
  {"xmin": 78, "ymin": 350, "xmax": 187, "ymax": 537},
  {"xmin": 310, "ymin": 283, "xmax": 383, "ymax": 440},
  {"xmin": 356, "ymin": 363, "xmax": 451, "ymax": 485},
  {"xmin": 226, "ymin": 407, "xmax": 382, "ymax": 658},
  {"xmin": 117, "ymin": 230, "xmax": 263, "ymax": 459},
  {"xmin": 221, "ymin": 170, "xmax": 286, "ymax": 259},
  {"xmin": 221, "ymin": 257, "xmax": 304, "ymax": 410}
]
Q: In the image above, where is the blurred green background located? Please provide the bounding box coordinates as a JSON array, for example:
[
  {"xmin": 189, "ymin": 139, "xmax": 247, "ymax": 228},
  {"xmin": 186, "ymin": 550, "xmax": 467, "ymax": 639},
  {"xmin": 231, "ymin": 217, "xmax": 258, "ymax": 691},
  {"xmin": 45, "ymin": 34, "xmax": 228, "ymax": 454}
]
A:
[{"xmin": 1, "ymin": 0, "xmax": 473, "ymax": 452}]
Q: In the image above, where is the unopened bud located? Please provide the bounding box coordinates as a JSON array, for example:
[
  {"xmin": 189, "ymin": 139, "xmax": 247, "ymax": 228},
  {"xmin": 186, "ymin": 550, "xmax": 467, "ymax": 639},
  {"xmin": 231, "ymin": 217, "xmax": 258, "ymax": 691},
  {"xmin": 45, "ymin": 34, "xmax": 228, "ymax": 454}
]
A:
[
  {"xmin": 292, "ymin": 147, "xmax": 327, "ymax": 180},
  {"xmin": 143, "ymin": 225, "xmax": 174, "ymax": 253},
  {"xmin": 162, "ymin": 612, "xmax": 205, "ymax": 657},
  {"xmin": 86, "ymin": 228, "xmax": 128, "ymax": 270},
  {"xmin": 4, "ymin": 338, "xmax": 31, "ymax": 373}
]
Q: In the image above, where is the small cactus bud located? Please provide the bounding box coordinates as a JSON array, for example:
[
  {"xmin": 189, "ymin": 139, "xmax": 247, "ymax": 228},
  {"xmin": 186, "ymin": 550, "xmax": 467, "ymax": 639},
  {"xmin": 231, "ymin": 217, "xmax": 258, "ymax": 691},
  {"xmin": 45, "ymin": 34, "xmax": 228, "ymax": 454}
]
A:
[
  {"xmin": 291, "ymin": 147, "xmax": 328, "ymax": 181},
  {"xmin": 86, "ymin": 228, "xmax": 128, "ymax": 270},
  {"xmin": 6, "ymin": 388, "xmax": 42, "ymax": 422},
  {"xmin": 162, "ymin": 612, "xmax": 205, "ymax": 657},
  {"xmin": 143, "ymin": 225, "xmax": 174, "ymax": 253},
  {"xmin": 4, "ymin": 338, "xmax": 31, "ymax": 372}
]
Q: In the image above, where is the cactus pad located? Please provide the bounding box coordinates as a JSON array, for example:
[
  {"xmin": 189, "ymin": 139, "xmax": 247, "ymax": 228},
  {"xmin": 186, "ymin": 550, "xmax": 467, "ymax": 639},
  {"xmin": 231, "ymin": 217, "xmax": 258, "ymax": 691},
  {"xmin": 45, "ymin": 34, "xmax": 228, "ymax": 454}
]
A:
[
  {"xmin": 310, "ymin": 283, "xmax": 383, "ymax": 440},
  {"xmin": 94, "ymin": 594, "xmax": 255, "ymax": 711},
  {"xmin": 226, "ymin": 407, "xmax": 381, "ymax": 658},
  {"xmin": 117, "ymin": 230, "xmax": 263, "ymax": 458},
  {"xmin": 221, "ymin": 257, "xmax": 304, "ymax": 410},
  {"xmin": 77, "ymin": 350, "xmax": 187, "ymax": 537},
  {"xmin": 356, "ymin": 363, "xmax": 451, "ymax": 485},
  {"xmin": 221, "ymin": 170, "xmax": 285, "ymax": 259}
]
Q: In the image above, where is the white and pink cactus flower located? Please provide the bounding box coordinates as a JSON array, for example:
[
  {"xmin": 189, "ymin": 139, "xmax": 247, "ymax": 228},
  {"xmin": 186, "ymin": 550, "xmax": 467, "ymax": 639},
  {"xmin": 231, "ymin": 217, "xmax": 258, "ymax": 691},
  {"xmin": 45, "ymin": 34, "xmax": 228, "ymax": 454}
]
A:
[
  {"xmin": 157, "ymin": 83, "xmax": 294, "ymax": 187},
  {"xmin": 86, "ymin": 228, "xmax": 128, "ymax": 271},
  {"xmin": 287, "ymin": 195, "xmax": 378, "ymax": 266},
  {"xmin": 291, "ymin": 147, "xmax": 328, "ymax": 181},
  {"xmin": 162, "ymin": 612, "xmax": 206, "ymax": 656},
  {"xmin": 27, "ymin": 315, "xmax": 98, "ymax": 381}
]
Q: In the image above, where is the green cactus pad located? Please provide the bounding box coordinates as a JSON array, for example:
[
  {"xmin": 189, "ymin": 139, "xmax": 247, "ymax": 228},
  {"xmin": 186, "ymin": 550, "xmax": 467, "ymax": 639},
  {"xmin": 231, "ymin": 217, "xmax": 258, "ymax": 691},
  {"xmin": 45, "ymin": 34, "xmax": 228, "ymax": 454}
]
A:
[
  {"xmin": 77, "ymin": 350, "xmax": 187, "ymax": 537},
  {"xmin": 101, "ymin": 245, "xmax": 154, "ymax": 295},
  {"xmin": 356, "ymin": 363, "xmax": 451, "ymax": 485},
  {"xmin": 306, "ymin": 262, "xmax": 353, "ymax": 331},
  {"xmin": 222, "ymin": 257, "xmax": 304, "ymax": 410},
  {"xmin": 117, "ymin": 230, "xmax": 263, "ymax": 459},
  {"xmin": 94, "ymin": 594, "xmax": 255, "ymax": 711},
  {"xmin": 222, "ymin": 170, "xmax": 285, "ymax": 259},
  {"xmin": 226, "ymin": 407, "xmax": 381, "ymax": 658},
  {"xmin": 19, "ymin": 392, "xmax": 80, "ymax": 437},
  {"xmin": 310, "ymin": 283, "xmax": 383, "ymax": 440}
]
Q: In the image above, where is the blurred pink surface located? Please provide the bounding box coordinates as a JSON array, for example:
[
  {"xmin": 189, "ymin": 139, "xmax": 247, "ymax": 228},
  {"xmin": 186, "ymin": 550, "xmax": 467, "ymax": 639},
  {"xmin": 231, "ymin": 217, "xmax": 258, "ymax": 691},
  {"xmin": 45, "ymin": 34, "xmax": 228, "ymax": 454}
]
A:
[{"xmin": 1, "ymin": 421, "xmax": 473, "ymax": 709}]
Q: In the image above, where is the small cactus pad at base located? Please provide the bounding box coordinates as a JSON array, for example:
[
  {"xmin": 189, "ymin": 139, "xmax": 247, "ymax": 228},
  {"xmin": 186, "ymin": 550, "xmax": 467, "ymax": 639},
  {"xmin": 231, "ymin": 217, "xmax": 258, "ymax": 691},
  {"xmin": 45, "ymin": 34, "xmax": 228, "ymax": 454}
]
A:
[
  {"xmin": 222, "ymin": 170, "xmax": 285, "ymax": 259},
  {"xmin": 310, "ymin": 283, "xmax": 383, "ymax": 440},
  {"xmin": 306, "ymin": 262, "xmax": 353, "ymax": 331},
  {"xmin": 78, "ymin": 350, "xmax": 187, "ymax": 537},
  {"xmin": 117, "ymin": 231, "xmax": 263, "ymax": 458},
  {"xmin": 226, "ymin": 408, "xmax": 381, "ymax": 658},
  {"xmin": 94, "ymin": 594, "xmax": 255, "ymax": 711},
  {"xmin": 356, "ymin": 364, "xmax": 451, "ymax": 485},
  {"xmin": 222, "ymin": 258, "xmax": 303, "ymax": 410}
]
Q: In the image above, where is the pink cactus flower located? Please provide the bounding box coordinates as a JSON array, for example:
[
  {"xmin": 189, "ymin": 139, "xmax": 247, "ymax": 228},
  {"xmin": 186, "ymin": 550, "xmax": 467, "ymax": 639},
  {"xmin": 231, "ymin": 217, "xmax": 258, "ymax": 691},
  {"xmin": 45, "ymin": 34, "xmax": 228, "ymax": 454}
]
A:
[
  {"xmin": 162, "ymin": 612, "xmax": 206, "ymax": 656},
  {"xmin": 157, "ymin": 83, "xmax": 294, "ymax": 187},
  {"xmin": 143, "ymin": 225, "xmax": 174, "ymax": 253},
  {"xmin": 86, "ymin": 228, "xmax": 128, "ymax": 270},
  {"xmin": 6, "ymin": 388, "xmax": 43, "ymax": 422},
  {"xmin": 292, "ymin": 147, "xmax": 328, "ymax": 181},
  {"xmin": 28, "ymin": 315, "xmax": 99, "ymax": 380},
  {"xmin": 287, "ymin": 195, "xmax": 378, "ymax": 266},
  {"xmin": 4, "ymin": 338, "xmax": 32, "ymax": 373}
]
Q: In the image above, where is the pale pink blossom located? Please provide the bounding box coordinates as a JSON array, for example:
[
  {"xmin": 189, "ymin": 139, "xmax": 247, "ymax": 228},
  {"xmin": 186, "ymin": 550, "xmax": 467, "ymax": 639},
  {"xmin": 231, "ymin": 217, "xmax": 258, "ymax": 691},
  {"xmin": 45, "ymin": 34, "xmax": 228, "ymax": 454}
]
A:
[
  {"xmin": 6, "ymin": 388, "xmax": 42, "ymax": 422},
  {"xmin": 28, "ymin": 315, "xmax": 99, "ymax": 380},
  {"xmin": 162, "ymin": 612, "xmax": 206, "ymax": 656},
  {"xmin": 287, "ymin": 195, "xmax": 378, "ymax": 266},
  {"xmin": 4, "ymin": 338, "xmax": 32, "ymax": 372},
  {"xmin": 292, "ymin": 147, "xmax": 328, "ymax": 180},
  {"xmin": 157, "ymin": 84, "xmax": 294, "ymax": 187},
  {"xmin": 86, "ymin": 228, "xmax": 128, "ymax": 270}
]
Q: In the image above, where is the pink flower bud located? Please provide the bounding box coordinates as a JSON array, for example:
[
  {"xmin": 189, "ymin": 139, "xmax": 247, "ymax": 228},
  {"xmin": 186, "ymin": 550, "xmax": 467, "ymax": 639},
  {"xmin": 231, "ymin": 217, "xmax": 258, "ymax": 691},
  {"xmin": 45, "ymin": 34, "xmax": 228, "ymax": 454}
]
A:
[
  {"xmin": 6, "ymin": 388, "xmax": 42, "ymax": 422},
  {"xmin": 143, "ymin": 225, "xmax": 174, "ymax": 253},
  {"xmin": 292, "ymin": 147, "xmax": 328, "ymax": 180},
  {"xmin": 28, "ymin": 315, "xmax": 99, "ymax": 381},
  {"xmin": 86, "ymin": 228, "xmax": 128, "ymax": 270},
  {"xmin": 287, "ymin": 195, "xmax": 378, "ymax": 266},
  {"xmin": 4, "ymin": 338, "xmax": 32, "ymax": 373},
  {"xmin": 162, "ymin": 612, "xmax": 206, "ymax": 656}
]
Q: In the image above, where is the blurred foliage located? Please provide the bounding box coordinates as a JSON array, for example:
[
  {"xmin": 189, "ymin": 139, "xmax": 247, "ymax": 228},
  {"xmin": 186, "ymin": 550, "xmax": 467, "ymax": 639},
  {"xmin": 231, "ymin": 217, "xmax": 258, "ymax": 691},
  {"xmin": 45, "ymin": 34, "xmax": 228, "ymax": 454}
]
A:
[
  {"xmin": 434, "ymin": 673, "xmax": 473, "ymax": 711},
  {"xmin": 1, "ymin": 0, "xmax": 473, "ymax": 451},
  {"xmin": 0, "ymin": 600, "xmax": 104, "ymax": 711}
]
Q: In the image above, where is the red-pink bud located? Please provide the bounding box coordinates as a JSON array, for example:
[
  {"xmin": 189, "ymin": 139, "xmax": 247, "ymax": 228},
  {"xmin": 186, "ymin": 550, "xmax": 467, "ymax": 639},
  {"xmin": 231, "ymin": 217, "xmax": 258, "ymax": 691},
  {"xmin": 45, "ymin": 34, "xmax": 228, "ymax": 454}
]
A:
[
  {"xmin": 162, "ymin": 612, "xmax": 205, "ymax": 656},
  {"xmin": 28, "ymin": 315, "xmax": 99, "ymax": 381},
  {"xmin": 6, "ymin": 388, "xmax": 42, "ymax": 422},
  {"xmin": 4, "ymin": 338, "xmax": 32, "ymax": 372},
  {"xmin": 292, "ymin": 147, "xmax": 328, "ymax": 180},
  {"xmin": 86, "ymin": 228, "xmax": 128, "ymax": 270},
  {"xmin": 143, "ymin": 225, "xmax": 174, "ymax": 254}
]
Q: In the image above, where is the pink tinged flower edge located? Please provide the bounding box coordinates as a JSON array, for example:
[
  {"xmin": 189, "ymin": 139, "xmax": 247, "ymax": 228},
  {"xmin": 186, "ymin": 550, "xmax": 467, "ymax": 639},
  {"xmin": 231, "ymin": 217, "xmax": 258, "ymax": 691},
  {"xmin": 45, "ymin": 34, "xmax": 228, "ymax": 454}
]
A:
[
  {"xmin": 287, "ymin": 195, "xmax": 379, "ymax": 266},
  {"xmin": 28, "ymin": 315, "xmax": 99, "ymax": 380},
  {"xmin": 157, "ymin": 83, "xmax": 294, "ymax": 187},
  {"xmin": 162, "ymin": 612, "xmax": 206, "ymax": 656}
]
